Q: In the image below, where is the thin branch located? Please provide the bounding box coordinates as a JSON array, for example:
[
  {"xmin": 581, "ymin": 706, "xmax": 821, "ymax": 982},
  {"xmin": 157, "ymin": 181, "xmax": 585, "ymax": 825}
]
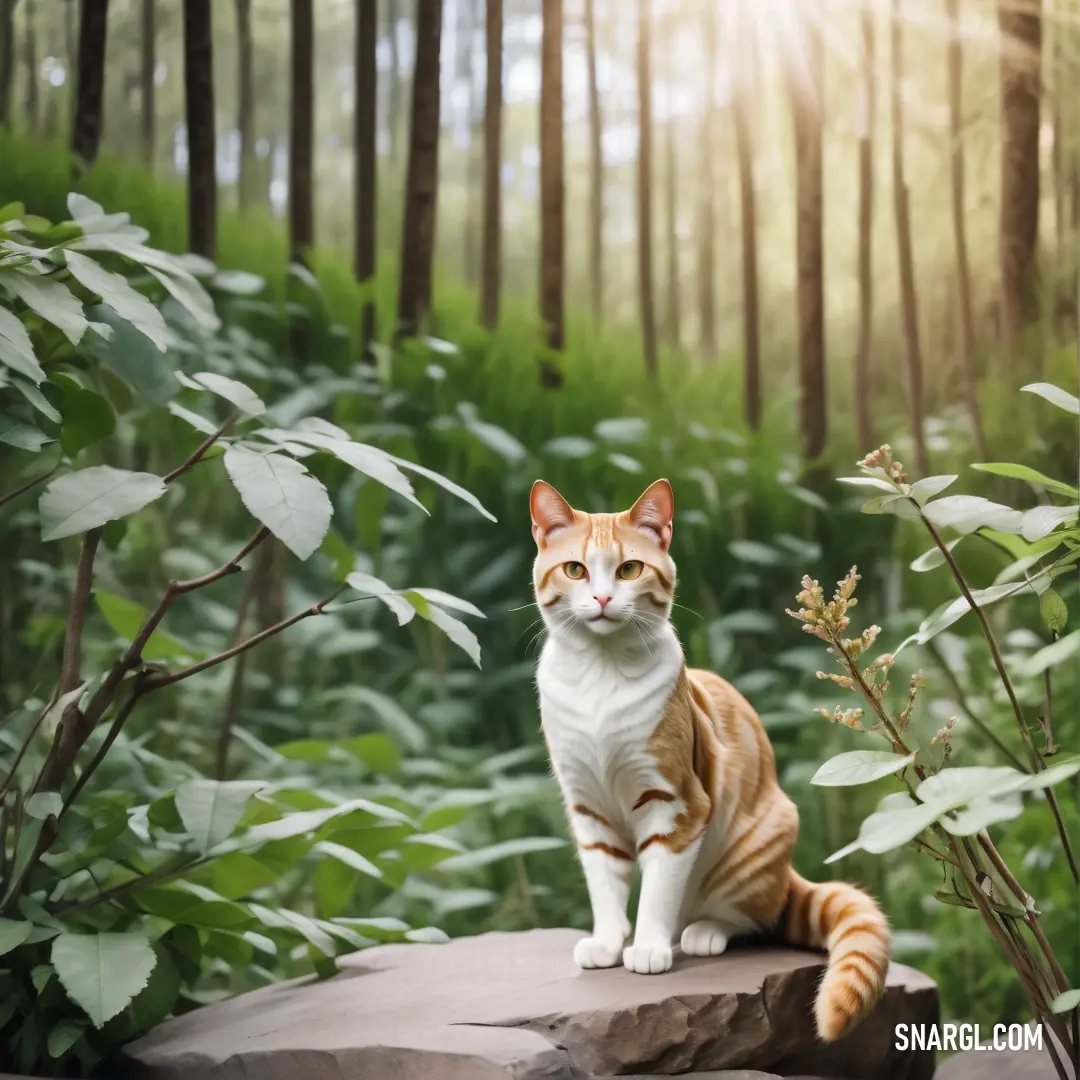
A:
[
  {"xmin": 142, "ymin": 586, "xmax": 345, "ymax": 693},
  {"xmin": 925, "ymin": 637, "xmax": 1027, "ymax": 771},
  {"xmin": 59, "ymin": 528, "xmax": 103, "ymax": 697},
  {"xmin": 162, "ymin": 413, "xmax": 239, "ymax": 485},
  {"xmin": 214, "ymin": 570, "xmax": 259, "ymax": 779},
  {"xmin": 59, "ymin": 678, "xmax": 148, "ymax": 820},
  {"xmin": 0, "ymin": 467, "xmax": 57, "ymax": 510},
  {"xmin": 917, "ymin": 507, "xmax": 1080, "ymax": 884},
  {"xmin": 52, "ymin": 852, "xmax": 200, "ymax": 914}
]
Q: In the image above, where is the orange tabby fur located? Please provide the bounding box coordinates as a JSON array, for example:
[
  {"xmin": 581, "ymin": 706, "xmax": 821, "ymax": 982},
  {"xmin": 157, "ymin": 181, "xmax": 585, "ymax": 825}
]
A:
[{"xmin": 530, "ymin": 478, "xmax": 891, "ymax": 1042}]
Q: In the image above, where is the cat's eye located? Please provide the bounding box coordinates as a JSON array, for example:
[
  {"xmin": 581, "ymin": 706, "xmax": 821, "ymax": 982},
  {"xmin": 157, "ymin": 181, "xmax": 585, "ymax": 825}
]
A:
[
  {"xmin": 617, "ymin": 560, "xmax": 644, "ymax": 580},
  {"xmin": 564, "ymin": 561, "xmax": 587, "ymax": 580}
]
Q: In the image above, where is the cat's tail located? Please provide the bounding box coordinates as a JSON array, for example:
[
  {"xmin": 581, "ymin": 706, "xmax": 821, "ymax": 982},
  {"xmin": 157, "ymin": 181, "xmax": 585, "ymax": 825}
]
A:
[{"xmin": 780, "ymin": 869, "xmax": 891, "ymax": 1042}]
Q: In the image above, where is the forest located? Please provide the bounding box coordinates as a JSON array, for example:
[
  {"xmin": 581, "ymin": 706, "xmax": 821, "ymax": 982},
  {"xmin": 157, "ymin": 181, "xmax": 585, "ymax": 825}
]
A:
[{"xmin": 0, "ymin": 0, "xmax": 1078, "ymax": 1076}]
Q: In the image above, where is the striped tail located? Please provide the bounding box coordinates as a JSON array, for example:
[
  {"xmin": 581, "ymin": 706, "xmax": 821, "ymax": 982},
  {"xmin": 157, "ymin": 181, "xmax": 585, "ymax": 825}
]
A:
[{"xmin": 781, "ymin": 869, "xmax": 891, "ymax": 1042}]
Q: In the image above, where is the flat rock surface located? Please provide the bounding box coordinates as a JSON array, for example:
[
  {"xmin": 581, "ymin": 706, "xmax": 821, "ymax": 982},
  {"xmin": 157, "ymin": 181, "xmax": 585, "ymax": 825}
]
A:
[{"xmin": 122, "ymin": 928, "xmax": 939, "ymax": 1079}]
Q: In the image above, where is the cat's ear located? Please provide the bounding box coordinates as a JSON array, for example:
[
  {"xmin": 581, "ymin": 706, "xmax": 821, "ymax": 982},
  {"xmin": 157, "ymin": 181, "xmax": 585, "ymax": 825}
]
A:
[
  {"xmin": 628, "ymin": 479, "xmax": 674, "ymax": 551},
  {"xmin": 531, "ymin": 480, "xmax": 576, "ymax": 546}
]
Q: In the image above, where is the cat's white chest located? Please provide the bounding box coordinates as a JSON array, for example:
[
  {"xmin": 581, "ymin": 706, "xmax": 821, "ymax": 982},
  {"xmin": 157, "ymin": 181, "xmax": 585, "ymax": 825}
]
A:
[{"xmin": 536, "ymin": 632, "xmax": 682, "ymax": 803}]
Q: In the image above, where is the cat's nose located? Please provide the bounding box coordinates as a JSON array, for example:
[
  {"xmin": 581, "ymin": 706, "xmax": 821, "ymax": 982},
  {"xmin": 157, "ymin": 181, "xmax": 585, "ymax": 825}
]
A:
[{"xmin": 594, "ymin": 595, "xmax": 612, "ymax": 608}]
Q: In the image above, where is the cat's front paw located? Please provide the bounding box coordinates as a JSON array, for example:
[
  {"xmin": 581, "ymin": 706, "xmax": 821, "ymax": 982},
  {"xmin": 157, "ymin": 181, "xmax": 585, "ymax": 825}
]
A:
[
  {"xmin": 573, "ymin": 935, "xmax": 625, "ymax": 969},
  {"xmin": 622, "ymin": 943, "xmax": 673, "ymax": 974}
]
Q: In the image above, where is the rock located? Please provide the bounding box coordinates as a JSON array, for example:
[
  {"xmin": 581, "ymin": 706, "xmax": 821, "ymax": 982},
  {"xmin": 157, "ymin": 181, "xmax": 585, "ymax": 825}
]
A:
[{"xmin": 122, "ymin": 928, "xmax": 938, "ymax": 1079}]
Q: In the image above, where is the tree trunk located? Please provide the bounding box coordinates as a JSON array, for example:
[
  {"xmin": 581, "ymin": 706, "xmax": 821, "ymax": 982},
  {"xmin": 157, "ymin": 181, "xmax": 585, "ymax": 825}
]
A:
[
  {"xmin": 662, "ymin": 19, "xmax": 680, "ymax": 348},
  {"xmin": 72, "ymin": 0, "xmax": 110, "ymax": 167},
  {"xmin": 182, "ymin": 0, "xmax": 215, "ymax": 259},
  {"xmin": 696, "ymin": 0, "xmax": 716, "ymax": 362},
  {"xmin": 853, "ymin": 0, "xmax": 875, "ymax": 453},
  {"xmin": 0, "ymin": 0, "xmax": 15, "ymax": 128},
  {"xmin": 140, "ymin": 0, "xmax": 155, "ymax": 167},
  {"xmin": 397, "ymin": 0, "xmax": 442, "ymax": 337},
  {"xmin": 732, "ymin": 1, "xmax": 760, "ymax": 431},
  {"xmin": 538, "ymin": 0, "xmax": 564, "ymax": 384},
  {"xmin": 458, "ymin": 0, "xmax": 478, "ymax": 284},
  {"xmin": 289, "ymin": 0, "xmax": 314, "ymax": 267},
  {"xmin": 584, "ymin": 0, "xmax": 603, "ymax": 326},
  {"xmin": 945, "ymin": 0, "xmax": 988, "ymax": 461},
  {"xmin": 355, "ymin": 0, "xmax": 377, "ymax": 352},
  {"xmin": 1049, "ymin": 3, "xmax": 1064, "ymax": 277},
  {"xmin": 64, "ymin": 0, "xmax": 76, "ymax": 130},
  {"xmin": 637, "ymin": 0, "xmax": 658, "ymax": 381},
  {"xmin": 387, "ymin": 0, "xmax": 403, "ymax": 164},
  {"xmin": 236, "ymin": 0, "xmax": 255, "ymax": 208},
  {"xmin": 479, "ymin": 0, "xmax": 502, "ymax": 329},
  {"xmin": 998, "ymin": 0, "xmax": 1042, "ymax": 344},
  {"xmin": 890, "ymin": 0, "xmax": 929, "ymax": 475},
  {"xmin": 43, "ymin": 6, "xmax": 58, "ymax": 138},
  {"xmin": 23, "ymin": 0, "xmax": 38, "ymax": 133},
  {"xmin": 790, "ymin": 3, "xmax": 826, "ymax": 459}
]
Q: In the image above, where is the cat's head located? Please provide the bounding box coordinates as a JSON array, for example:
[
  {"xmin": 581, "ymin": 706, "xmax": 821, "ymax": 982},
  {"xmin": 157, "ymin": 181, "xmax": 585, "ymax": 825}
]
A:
[{"xmin": 530, "ymin": 479, "xmax": 676, "ymax": 640}]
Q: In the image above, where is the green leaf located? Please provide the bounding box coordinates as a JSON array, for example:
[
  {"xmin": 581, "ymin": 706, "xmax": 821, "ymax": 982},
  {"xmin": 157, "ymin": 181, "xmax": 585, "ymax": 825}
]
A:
[
  {"xmin": 223, "ymin": 446, "xmax": 332, "ymax": 560},
  {"xmin": 972, "ymin": 462, "xmax": 1078, "ymax": 499},
  {"xmin": 728, "ymin": 540, "xmax": 781, "ymax": 565},
  {"xmin": 923, "ymin": 495, "xmax": 1023, "ymax": 535},
  {"xmin": 312, "ymin": 840, "xmax": 383, "ymax": 880},
  {"xmin": 1016, "ymin": 631, "xmax": 1080, "ymax": 678},
  {"xmin": 1021, "ymin": 381, "xmax": 1080, "ymax": 414},
  {"xmin": 0, "ymin": 918, "xmax": 33, "ymax": 956},
  {"xmin": 168, "ymin": 400, "xmax": 217, "ymax": 433},
  {"xmin": 59, "ymin": 389, "xmax": 116, "ymax": 457},
  {"xmin": 46, "ymin": 1019, "xmax": 85, "ymax": 1059},
  {"xmin": 135, "ymin": 885, "xmax": 255, "ymax": 929},
  {"xmin": 25, "ymin": 792, "xmax": 63, "ymax": 820},
  {"xmin": 176, "ymin": 371, "xmax": 265, "ymax": 416},
  {"xmin": 810, "ymin": 751, "xmax": 917, "ymax": 787},
  {"xmin": 51, "ymin": 932, "xmax": 157, "ymax": 1028},
  {"xmin": 40, "ymin": 466, "xmax": 167, "ymax": 541},
  {"xmin": 389, "ymin": 455, "xmax": 497, "ymax": 522},
  {"xmin": 438, "ymin": 836, "xmax": 567, "ymax": 872},
  {"xmin": 14, "ymin": 375, "xmax": 61, "ymax": 421},
  {"xmin": 1040, "ymin": 589, "xmax": 1068, "ymax": 632},
  {"xmin": 404, "ymin": 591, "xmax": 483, "ymax": 666},
  {"xmin": 1021, "ymin": 504, "xmax": 1078, "ymax": 542},
  {"xmin": 824, "ymin": 801, "xmax": 944, "ymax": 862},
  {"xmin": 346, "ymin": 571, "xmax": 416, "ymax": 625},
  {"xmin": 914, "ymin": 581, "xmax": 1029, "ymax": 645},
  {"xmin": 836, "ymin": 476, "xmax": 897, "ymax": 492},
  {"xmin": 908, "ymin": 475, "xmax": 958, "ymax": 503},
  {"xmin": 910, "ymin": 538, "xmax": 961, "ymax": 572},
  {"xmin": 83, "ymin": 305, "xmax": 177, "ymax": 404},
  {"xmin": 1051, "ymin": 990, "xmax": 1080, "ymax": 1014},
  {"xmin": 0, "ymin": 305, "xmax": 46, "ymax": 382},
  {"xmin": 64, "ymin": 251, "xmax": 168, "ymax": 350},
  {"xmin": 175, "ymin": 779, "xmax": 266, "ymax": 853},
  {"xmin": 939, "ymin": 794, "xmax": 1023, "ymax": 836},
  {"xmin": 4, "ymin": 270, "xmax": 88, "ymax": 345},
  {"xmin": 0, "ymin": 412, "xmax": 52, "ymax": 451}
]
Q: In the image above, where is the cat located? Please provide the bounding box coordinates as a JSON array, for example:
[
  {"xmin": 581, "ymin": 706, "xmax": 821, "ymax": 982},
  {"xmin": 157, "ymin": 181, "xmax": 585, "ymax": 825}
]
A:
[{"xmin": 530, "ymin": 477, "xmax": 891, "ymax": 1042}]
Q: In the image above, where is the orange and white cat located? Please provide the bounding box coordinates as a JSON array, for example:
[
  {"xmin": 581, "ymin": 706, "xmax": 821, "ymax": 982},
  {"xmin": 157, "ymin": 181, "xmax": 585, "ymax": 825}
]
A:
[{"xmin": 530, "ymin": 477, "xmax": 891, "ymax": 1042}]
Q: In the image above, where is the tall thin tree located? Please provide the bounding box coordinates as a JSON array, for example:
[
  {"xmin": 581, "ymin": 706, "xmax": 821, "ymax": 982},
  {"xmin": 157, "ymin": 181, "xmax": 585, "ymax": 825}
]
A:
[
  {"xmin": 662, "ymin": 13, "xmax": 680, "ymax": 347},
  {"xmin": 890, "ymin": 0, "xmax": 929, "ymax": 475},
  {"xmin": 140, "ymin": 0, "xmax": 155, "ymax": 167},
  {"xmin": 853, "ymin": 0, "xmax": 875, "ymax": 452},
  {"xmin": 72, "ymin": 0, "xmax": 110, "ymax": 167},
  {"xmin": 23, "ymin": 0, "xmax": 38, "ymax": 133},
  {"xmin": 0, "ymin": 0, "xmax": 15, "ymax": 128},
  {"xmin": 696, "ymin": 0, "xmax": 716, "ymax": 362},
  {"xmin": 584, "ymin": 0, "xmax": 603, "ymax": 325},
  {"xmin": 538, "ymin": 0, "xmax": 565, "ymax": 383},
  {"xmin": 732, "ymin": 1, "xmax": 761, "ymax": 430},
  {"xmin": 637, "ymin": 0, "xmax": 658, "ymax": 381},
  {"xmin": 998, "ymin": 0, "xmax": 1042, "ymax": 344},
  {"xmin": 398, "ymin": 0, "xmax": 443, "ymax": 336},
  {"xmin": 945, "ymin": 0, "xmax": 988, "ymax": 460},
  {"xmin": 236, "ymin": 0, "xmax": 255, "ymax": 208},
  {"xmin": 289, "ymin": 0, "xmax": 314, "ymax": 269},
  {"xmin": 182, "ymin": 0, "xmax": 215, "ymax": 258},
  {"xmin": 480, "ymin": 0, "xmax": 503, "ymax": 329},
  {"xmin": 355, "ymin": 0, "xmax": 377, "ymax": 351},
  {"xmin": 789, "ymin": 2, "xmax": 826, "ymax": 458},
  {"xmin": 387, "ymin": 0, "xmax": 403, "ymax": 163}
]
